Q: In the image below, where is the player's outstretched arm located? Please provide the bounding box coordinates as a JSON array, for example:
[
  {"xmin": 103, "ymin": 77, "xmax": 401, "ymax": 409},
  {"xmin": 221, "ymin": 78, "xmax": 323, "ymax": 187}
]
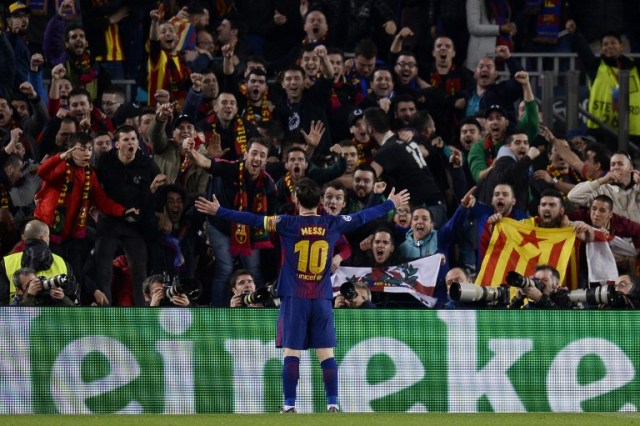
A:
[
  {"xmin": 195, "ymin": 195, "xmax": 268, "ymax": 229},
  {"xmin": 387, "ymin": 187, "xmax": 411, "ymax": 208},
  {"xmin": 338, "ymin": 188, "xmax": 411, "ymax": 234}
]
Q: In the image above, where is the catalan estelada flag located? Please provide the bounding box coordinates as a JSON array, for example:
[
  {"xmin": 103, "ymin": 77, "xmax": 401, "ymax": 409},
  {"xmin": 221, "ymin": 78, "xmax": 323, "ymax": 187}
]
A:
[{"xmin": 476, "ymin": 218, "xmax": 577, "ymax": 288}]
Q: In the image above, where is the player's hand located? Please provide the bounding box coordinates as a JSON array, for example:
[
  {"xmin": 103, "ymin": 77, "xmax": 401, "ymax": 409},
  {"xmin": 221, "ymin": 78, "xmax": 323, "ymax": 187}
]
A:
[
  {"xmin": 387, "ymin": 187, "xmax": 410, "ymax": 208},
  {"xmin": 195, "ymin": 195, "xmax": 220, "ymax": 216}
]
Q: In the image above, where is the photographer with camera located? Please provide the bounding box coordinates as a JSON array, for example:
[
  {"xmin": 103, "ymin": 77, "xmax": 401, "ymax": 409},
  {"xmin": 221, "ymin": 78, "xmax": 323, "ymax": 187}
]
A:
[
  {"xmin": 508, "ymin": 266, "xmax": 575, "ymax": 309},
  {"xmin": 613, "ymin": 275, "xmax": 640, "ymax": 309},
  {"xmin": 142, "ymin": 274, "xmax": 195, "ymax": 307},
  {"xmin": 334, "ymin": 279, "xmax": 374, "ymax": 309},
  {"xmin": 568, "ymin": 274, "xmax": 640, "ymax": 310},
  {"xmin": 229, "ymin": 269, "xmax": 274, "ymax": 308},
  {"xmin": 0, "ymin": 219, "xmax": 77, "ymax": 305},
  {"xmin": 11, "ymin": 267, "xmax": 74, "ymax": 306},
  {"xmin": 446, "ymin": 267, "xmax": 511, "ymax": 309}
]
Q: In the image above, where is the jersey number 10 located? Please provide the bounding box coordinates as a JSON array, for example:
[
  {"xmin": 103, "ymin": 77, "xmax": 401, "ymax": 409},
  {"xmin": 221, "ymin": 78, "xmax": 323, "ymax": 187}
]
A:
[{"xmin": 294, "ymin": 240, "xmax": 330, "ymax": 275}]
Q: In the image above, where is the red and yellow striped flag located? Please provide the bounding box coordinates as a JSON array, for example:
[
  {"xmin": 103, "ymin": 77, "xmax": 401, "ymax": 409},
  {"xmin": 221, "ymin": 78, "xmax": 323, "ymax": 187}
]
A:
[{"xmin": 476, "ymin": 218, "xmax": 578, "ymax": 288}]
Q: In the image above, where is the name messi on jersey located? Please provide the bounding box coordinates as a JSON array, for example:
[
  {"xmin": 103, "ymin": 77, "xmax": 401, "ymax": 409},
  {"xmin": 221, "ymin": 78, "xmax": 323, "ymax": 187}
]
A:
[{"xmin": 300, "ymin": 226, "xmax": 326, "ymax": 236}]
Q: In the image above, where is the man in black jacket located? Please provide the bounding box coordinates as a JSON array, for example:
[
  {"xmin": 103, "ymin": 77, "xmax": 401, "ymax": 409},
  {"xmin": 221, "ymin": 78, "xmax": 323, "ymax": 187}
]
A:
[{"xmin": 94, "ymin": 124, "xmax": 161, "ymax": 306}]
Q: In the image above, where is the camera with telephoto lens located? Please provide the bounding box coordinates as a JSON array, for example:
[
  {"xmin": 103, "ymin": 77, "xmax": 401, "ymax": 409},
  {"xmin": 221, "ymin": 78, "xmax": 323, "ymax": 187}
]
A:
[
  {"xmin": 242, "ymin": 281, "xmax": 277, "ymax": 306},
  {"xmin": 163, "ymin": 274, "xmax": 203, "ymax": 300},
  {"xmin": 39, "ymin": 274, "xmax": 69, "ymax": 291},
  {"xmin": 568, "ymin": 284, "xmax": 628, "ymax": 308},
  {"xmin": 506, "ymin": 271, "xmax": 545, "ymax": 291},
  {"xmin": 449, "ymin": 282, "xmax": 510, "ymax": 305}
]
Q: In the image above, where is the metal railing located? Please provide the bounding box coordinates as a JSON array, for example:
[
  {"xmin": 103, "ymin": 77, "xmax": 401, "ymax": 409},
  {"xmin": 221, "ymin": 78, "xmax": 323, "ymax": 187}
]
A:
[{"xmin": 502, "ymin": 53, "xmax": 639, "ymax": 151}]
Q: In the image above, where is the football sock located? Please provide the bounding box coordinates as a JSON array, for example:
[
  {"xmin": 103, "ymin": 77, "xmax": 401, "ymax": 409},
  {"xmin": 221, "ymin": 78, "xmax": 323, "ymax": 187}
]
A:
[
  {"xmin": 282, "ymin": 356, "xmax": 300, "ymax": 407},
  {"xmin": 321, "ymin": 357, "xmax": 338, "ymax": 405}
]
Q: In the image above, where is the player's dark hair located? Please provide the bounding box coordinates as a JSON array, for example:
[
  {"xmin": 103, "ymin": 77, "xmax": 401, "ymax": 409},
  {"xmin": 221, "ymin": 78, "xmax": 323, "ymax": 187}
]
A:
[{"xmin": 294, "ymin": 177, "xmax": 322, "ymax": 209}]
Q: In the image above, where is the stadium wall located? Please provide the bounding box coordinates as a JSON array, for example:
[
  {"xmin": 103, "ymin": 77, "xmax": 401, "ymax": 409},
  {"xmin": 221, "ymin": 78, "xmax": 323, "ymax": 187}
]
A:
[{"xmin": 0, "ymin": 308, "xmax": 637, "ymax": 414}]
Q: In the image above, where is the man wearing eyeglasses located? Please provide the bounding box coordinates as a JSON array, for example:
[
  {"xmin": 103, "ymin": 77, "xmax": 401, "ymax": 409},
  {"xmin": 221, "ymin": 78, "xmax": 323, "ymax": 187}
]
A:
[
  {"xmin": 611, "ymin": 275, "xmax": 640, "ymax": 310},
  {"xmin": 101, "ymin": 85, "xmax": 126, "ymax": 119}
]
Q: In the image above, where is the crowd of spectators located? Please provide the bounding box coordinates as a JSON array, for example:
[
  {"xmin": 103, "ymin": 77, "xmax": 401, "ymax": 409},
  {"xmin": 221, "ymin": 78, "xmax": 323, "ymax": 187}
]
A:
[{"xmin": 0, "ymin": 0, "xmax": 639, "ymax": 309}]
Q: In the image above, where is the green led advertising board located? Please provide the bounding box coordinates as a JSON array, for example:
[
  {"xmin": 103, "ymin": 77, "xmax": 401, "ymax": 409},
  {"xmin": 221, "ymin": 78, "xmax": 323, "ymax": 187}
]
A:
[{"xmin": 0, "ymin": 308, "xmax": 637, "ymax": 414}]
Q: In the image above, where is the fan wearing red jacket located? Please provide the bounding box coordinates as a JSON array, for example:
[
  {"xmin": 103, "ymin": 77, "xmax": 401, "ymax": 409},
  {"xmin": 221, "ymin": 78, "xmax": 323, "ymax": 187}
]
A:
[{"xmin": 35, "ymin": 132, "xmax": 136, "ymax": 305}]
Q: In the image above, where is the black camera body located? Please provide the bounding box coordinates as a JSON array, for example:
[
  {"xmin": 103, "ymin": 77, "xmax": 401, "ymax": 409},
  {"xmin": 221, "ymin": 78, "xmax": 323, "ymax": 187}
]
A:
[
  {"xmin": 339, "ymin": 281, "xmax": 358, "ymax": 300},
  {"xmin": 39, "ymin": 274, "xmax": 69, "ymax": 292},
  {"xmin": 506, "ymin": 271, "xmax": 545, "ymax": 292},
  {"xmin": 163, "ymin": 274, "xmax": 202, "ymax": 300},
  {"xmin": 241, "ymin": 281, "xmax": 277, "ymax": 306}
]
